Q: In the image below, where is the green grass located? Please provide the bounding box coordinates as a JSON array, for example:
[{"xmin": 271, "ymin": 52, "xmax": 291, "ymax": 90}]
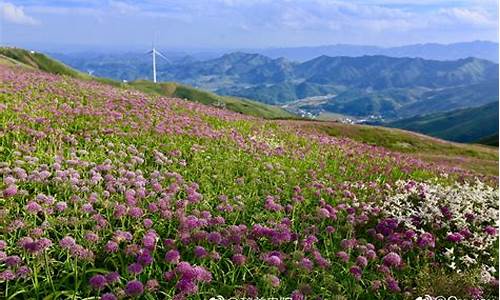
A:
[
  {"xmin": 295, "ymin": 120, "xmax": 499, "ymax": 176},
  {"xmin": 0, "ymin": 47, "xmax": 90, "ymax": 79},
  {"xmin": 128, "ymin": 80, "xmax": 295, "ymax": 119}
]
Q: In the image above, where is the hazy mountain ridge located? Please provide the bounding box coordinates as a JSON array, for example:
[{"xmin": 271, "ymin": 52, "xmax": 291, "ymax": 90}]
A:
[
  {"xmin": 258, "ymin": 41, "xmax": 499, "ymax": 63},
  {"xmin": 51, "ymin": 41, "xmax": 499, "ymax": 123}
]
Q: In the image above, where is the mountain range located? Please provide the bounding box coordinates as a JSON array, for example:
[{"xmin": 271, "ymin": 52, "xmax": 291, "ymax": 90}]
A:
[
  {"xmin": 46, "ymin": 42, "xmax": 499, "ymax": 145},
  {"xmin": 146, "ymin": 52, "xmax": 497, "ymax": 121},
  {"xmin": 257, "ymin": 41, "xmax": 499, "ymax": 63}
]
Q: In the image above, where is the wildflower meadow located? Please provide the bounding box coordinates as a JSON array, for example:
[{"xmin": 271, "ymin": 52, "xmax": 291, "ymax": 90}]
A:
[{"xmin": 0, "ymin": 64, "xmax": 498, "ymax": 299}]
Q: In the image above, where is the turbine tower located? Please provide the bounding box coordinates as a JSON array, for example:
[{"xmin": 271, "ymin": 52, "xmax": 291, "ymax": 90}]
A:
[{"xmin": 148, "ymin": 43, "xmax": 169, "ymax": 83}]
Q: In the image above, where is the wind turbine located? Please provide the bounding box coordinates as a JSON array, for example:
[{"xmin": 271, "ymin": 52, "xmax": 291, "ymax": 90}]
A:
[{"xmin": 147, "ymin": 42, "xmax": 169, "ymax": 83}]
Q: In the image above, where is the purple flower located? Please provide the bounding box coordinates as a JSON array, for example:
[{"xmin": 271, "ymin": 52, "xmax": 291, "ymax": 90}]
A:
[
  {"xmin": 163, "ymin": 270, "xmax": 175, "ymax": 281},
  {"xmin": 59, "ymin": 236, "xmax": 76, "ymax": 249},
  {"xmin": 55, "ymin": 201, "xmax": 68, "ymax": 212},
  {"xmin": 127, "ymin": 263, "xmax": 143, "ymax": 275},
  {"xmin": 15, "ymin": 266, "xmax": 31, "ymax": 279},
  {"xmin": 128, "ymin": 207, "xmax": 143, "ymax": 218},
  {"xmin": 207, "ymin": 232, "xmax": 222, "ymax": 244},
  {"xmin": 25, "ymin": 201, "xmax": 42, "ymax": 214},
  {"xmin": 0, "ymin": 270, "xmax": 15, "ymax": 281},
  {"xmin": 386, "ymin": 277, "xmax": 401, "ymax": 292},
  {"xmin": 371, "ymin": 280, "xmax": 382, "ymax": 291},
  {"xmin": 105, "ymin": 241, "xmax": 119, "ymax": 253},
  {"xmin": 356, "ymin": 256, "xmax": 368, "ymax": 268},
  {"xmin": 194, "ymin": 266, "xmax": 212, "ymax": 283},
  {"xmin": 176, "ymin": 278, "xmax": 198, "ymax": 295},
  {"xmin": 265, "ymin": 255, "xmax": 282, "ymax": 267},
  {"xmin": 484, "ymin": 225, "xmax": 497, "ymax": 236},
  {"xmin": 165, "ymin": 249, "xmax": 180, "ymax": 264},
  {"xmin": 125, "ymin": 280, "xmax": 144, "ymax": 297},
  {"xmin": 137, "ymin": 251, "xmax": 153, "ymax": 266},
  {"xmin": 143, "ymin": 218, "xmax": 153, "ymax": 228},
  {"xmin": 326, "ymin": 226, "xmax": 336, "ymax": 234},
  {"xmin": 266, "ymin": 274, "xmax": 280, "ymax": 287},
  {"xmin": 176, "ymin": 262, "xmax": 197, "ymax": 280},
  {"xmin": 145, "ymin": 279, "xmax": 159, "ymax": 292},
  {"xmin": 105, "ymin": 271, "xmax": 120, "ymax": 284},
  {"xmin": 447, "ymin": 232, "xmax": 464, "ymax": 243},
  {"xmin": 101, "ymin": 293, "xmax": 117, "ymax": 300},
  {"xmin": 417, "ymin": 232, "xmax": 435, "ymax": 248},
  {"xmin": 340, "ymin": 238, "xmax": 357, "ymax": 249},
  {"xmin": 3, "ymin": 255, "xmax": 21, "ymax": 267},
  {"xmin": 336, "ymin": 251, "xmax": 349, "ymax": 263},
  {"xmin": 232, "ymin": 254, "xmax": 246, "ymax": 266},
  {"xmin": 85, "ymin": 232, "xmax": 99, "ymax": 243},
  {"xmin": 366, "ymin": 250, "xmax": 377, "ymax": 260},
  {"xmin": 349, "ymin": 266, "xmax": 362, "ymax": 280},
  {"xmin": 164, "ymin": 239, "xmax": 176, "ymax": 248},
  {"xmin": 317, "ymin": 207, "xmax": 330, "ymax": 218},
  {"xmin": 383, "ymin": 252, "xmax": 402, "ymax": 268},
  {"xmin": 291, "ymin": 290, "xmax": 305, "ymax": 300},
  {"xmin": 467, "ymin": 287, "xmax": 483, "ymax": 299},
  {"xmin": 89, "ymin": 274, "xmax": 107, "ymax": 290},
  {"xmin": 299, "ymin": 257, "xmax": 313, "ymax": 271},
  {"xmin": 82, "ymin": 203, "xmax": 94, "ymax": 213},
  {"xmin": 3, "ymin": 185, "xmax": 17, "ymax": 198},
  {"xmin": 194, "ymin": 246, "xmax": 207, "ymax": 258}
]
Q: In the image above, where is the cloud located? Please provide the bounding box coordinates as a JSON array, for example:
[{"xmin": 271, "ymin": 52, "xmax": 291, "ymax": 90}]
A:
[
  {"xmin": 437, "ymin": 7, "xmax": 497, "ymax": 27},
  {"xmin": 108, "ymin": 1, "xmax": 139, "ymax": 14},
  {"xmin": 1, "ymin": 2, "xmax": 39, "ymax": 25}
]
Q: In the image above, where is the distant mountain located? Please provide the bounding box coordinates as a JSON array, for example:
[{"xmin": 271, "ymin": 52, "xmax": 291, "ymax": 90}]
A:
[
  {"xmin": 53, "ymin": 50, "xmax": 499, "ymax": 121},
  {"xmin": 258, "ymin": 41, "xmax": 499, "ymax": 63},
  {"xmin": 386, "ymin": 102, "xmax": 499, "ymax": 144},
  {"xmin": 210, "ymin": 54, "xmax": 498, "ymax": 119}
]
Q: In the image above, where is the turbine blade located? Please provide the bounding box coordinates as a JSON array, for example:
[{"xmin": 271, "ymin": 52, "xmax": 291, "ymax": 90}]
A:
[{"xmin": 155, "ymin": 50, "xmax": 170, "ymax": 62}]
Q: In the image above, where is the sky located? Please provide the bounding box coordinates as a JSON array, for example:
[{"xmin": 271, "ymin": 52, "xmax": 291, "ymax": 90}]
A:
[{"xmin": 0, "ymin": 0, "xmax": 498, "ymax": 52}]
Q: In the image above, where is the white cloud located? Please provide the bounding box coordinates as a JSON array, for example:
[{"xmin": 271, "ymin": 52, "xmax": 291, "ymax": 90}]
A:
[
  {"xmin": 437, "ymin": 7, "xmax": 497, "ymax": 27},
  {"xmin": 1, "ymin": 2, "xmax": 39, "ymax": 25},
  {"xmin": 109, "ymin": 1, "xmax": 139, "ymax": 14}
]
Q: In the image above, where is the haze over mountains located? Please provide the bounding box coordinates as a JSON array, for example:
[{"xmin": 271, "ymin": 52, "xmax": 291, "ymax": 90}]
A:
[
  {"xmin": 257, "ymin": 41, "xmax": 499, "ymax": 63},
  {"xmin": 49, "ymin": 40, "xmax": 499, "ymax": 144}
]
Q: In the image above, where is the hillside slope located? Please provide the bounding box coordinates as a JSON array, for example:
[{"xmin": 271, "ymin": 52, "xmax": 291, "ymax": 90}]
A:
[
  {"xmin": 0, "ymin": 47, "xmax": 90, "ymax": 79},
  {"xmin": 0, "ymin": 47, "xmax": 496, "ymax": 174},
  {"xmin": 387, "ymin": 102, "xmax": 499, "ymax": 144},
  {"xmin": 0, "ymin": 58, "xmax": 498, "ymax": 300},
  {"xmin": 0, "ymin": 47, "xmax": 293, "ymax": 119},
  {"xmin": 128, "ymin": 80, "xmax": 294, "ymax": 119}
]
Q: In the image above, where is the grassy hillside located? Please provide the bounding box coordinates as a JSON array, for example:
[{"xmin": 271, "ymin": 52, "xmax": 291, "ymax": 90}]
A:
[
  {"xmin": 291, "ymin": 120, "xmax": 499, "ymax": 176},
  {"xmin": 1, "ymin": 60, "xmax": 498, "ymax": 300},
  {"xmin": 129, "ymin": 80, "xmax": 295, "ymax": 119},
  {"xmin": 0, "ymin": 47, "xmax": 90, "ymax": 79},
  {"xmin": 0, "ymin": 47, "xmax": 293, "ymax": 120},
  {"xmin": 387, "ymin": 102, "xmax": 499, "ymax": 144},
  {"xmin": 1, "ymin": 47, "xmax": 497, "ymax": 174}
]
